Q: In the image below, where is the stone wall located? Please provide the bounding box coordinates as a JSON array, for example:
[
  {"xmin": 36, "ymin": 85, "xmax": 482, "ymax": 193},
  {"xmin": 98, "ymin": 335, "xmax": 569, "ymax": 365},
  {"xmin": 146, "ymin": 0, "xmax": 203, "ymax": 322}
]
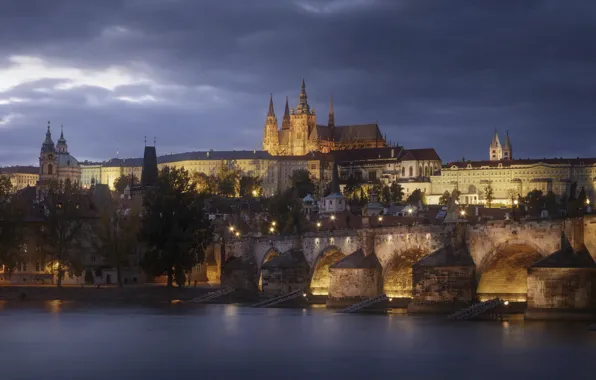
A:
[
  {"xmin": 328, "ymin": 268, "xmax": 383, "ymax": 301},
  {"xmin": 261, "ymin": 266, "xmax": 310, "ymax": 296},
  {"xmin": 527, "ymin": 268, "xmax": 596, "ymax": 310},
  {"xmin": 412, "ymin": 266, "xmax": 476, "ymax": 302}
]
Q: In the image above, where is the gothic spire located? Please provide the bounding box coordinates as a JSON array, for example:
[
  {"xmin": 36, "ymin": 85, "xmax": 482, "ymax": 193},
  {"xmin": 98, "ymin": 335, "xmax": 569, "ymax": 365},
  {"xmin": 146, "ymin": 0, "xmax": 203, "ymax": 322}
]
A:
[
  {"xmin": 328, "ymin": 95, "xmax": 335, "ymax": 128},
  {"xmin": 490, "ymin": 129, "xmax": 501, "ymax": 147},
  {"xmin": 282, "ymin": 96, "xmax": 291, "ymax": 130},
  {"xmin": 504, "ymin": 130, "xmax": 512, "ymax": 150},
  {"xmin": 267, "ymin": 94, "xmax": 275, "ymax": 117},
  {"xmin": 296, "ymin": 77, "xmax": 310, "ymax": 114}
]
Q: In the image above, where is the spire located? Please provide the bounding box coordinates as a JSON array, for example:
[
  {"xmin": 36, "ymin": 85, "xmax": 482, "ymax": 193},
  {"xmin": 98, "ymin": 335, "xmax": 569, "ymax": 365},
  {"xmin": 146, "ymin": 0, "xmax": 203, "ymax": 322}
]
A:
[
  {"xmin": 282, "ymin": 96, "xmax": 291, "ymax": 130},
  {"xmin": 267, "ymin": 94, "xmax": 275, "ymax": 117},
  {"xmin": 504, "ymin": 130, "xmax": 512, "ymax": 149},
  {"xmin": 296, "ymin": 77, "xmax": 310, "ymax": 114},
  {"xmin": 41, "ymin": 121, "xmax": 56, "ymax": 153},
  {"xmin": 490, "ymin": 129, "xmax": 501, "ymax": 147},
  {"xmin": 328, "ymin": 95, "xmax": 335, "ymax": 128}
]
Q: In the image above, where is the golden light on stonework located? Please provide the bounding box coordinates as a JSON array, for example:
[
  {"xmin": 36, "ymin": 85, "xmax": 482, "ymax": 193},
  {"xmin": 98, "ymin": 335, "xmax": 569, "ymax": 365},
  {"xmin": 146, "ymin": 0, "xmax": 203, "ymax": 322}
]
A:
[{"xmin": 514, "ymin": 199, "xmax": 519, "ymax": 205}]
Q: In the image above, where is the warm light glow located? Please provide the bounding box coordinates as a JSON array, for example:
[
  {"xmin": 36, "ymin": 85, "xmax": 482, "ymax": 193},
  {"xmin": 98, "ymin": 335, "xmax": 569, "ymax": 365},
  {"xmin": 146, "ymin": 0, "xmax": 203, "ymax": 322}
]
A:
[
  {"xmin": 252, "ymin": 190, "xmax": 258, "ymax": 197},
  {"xmin": 378, "ymin": 216, "xmax": 383, "ymax": 222},
  {"xmin": 271, "ymin": 221, "xmax": 277, "ymax": 227},
  {"xmin": 302, "ymin": 293, "xmax": 307, "ymax": 297},
  {"xmin": 316, "ymin": 221, "xmax": 321, "ymax": 228},
  {"xmin": 407, "ymin": 209, "xmax": 413, "ymax": 214},
  {"xmin": 514, "ymin": 200, "xmax": 518, "ymax": 205},
  {"xmin": 504, "ymin": 301, "xmax": 509, "ymax": 306},
  {"xmin": 460, "ymin": 210, "xmax": 466, "ymax": 216},
  {"xmin": 235, "ymin": 232, "xmax": 240, "ymax": 237},
  {"xmin": 330, "ymin": 215, "xmax": 336, "ymax": 221},
  {"xmin": 269, "ymin": 227, "xmax": 274, "ymax": 233},
  {"xmin": 229, "ymin": 226, "xmax": 235, "ymax": 232},
  {"xmin": 388, "ymin": 298, "xmax": 393, "ymax": 302},
  {"xmin": 586, "ymin": 198, "xmax": 590, "ymax": 205}
]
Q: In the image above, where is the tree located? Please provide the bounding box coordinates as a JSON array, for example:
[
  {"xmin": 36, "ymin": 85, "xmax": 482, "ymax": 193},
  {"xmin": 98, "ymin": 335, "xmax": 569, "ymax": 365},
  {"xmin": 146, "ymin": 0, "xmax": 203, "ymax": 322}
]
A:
[
  {"xmin": 139, "ymin": 167, "xmax": 213, "ymax": 287},
  {"xmin": 439, "ymin": 191, "xmax": 450, "ymax": 206},
  {"xmin": 343, "ymin": 175, "xmax": 359, "ymax": 199},
  {"xmin": 0, "ymin": 176, "xmax": 24, "ymax": 276},
  {"xmin": 216, "ymin": 163, "xmax": 241, "ymax": 197},
  {"xmin": 381, "ymin": 185, "xmax": 392, "ymax": 205},
  {"xmin": 389, "ymin": 182, "xmax": 404, "ymax": 204},
  {"xmin": 484, "ymin": 184, "xmax": 494, "ymax": 208},
  {"xmin": 113, "ymin": 174, "xmax": 138, "ymax": 194},
  {"xmin": 92, "ymin": 199, "xmax": 140, "ymax": 287},
  {"xmin": 266, "ymin": 188, "xmax": 307, "ymax": 235},
  {"xmin": 239, "ymin": 174, "xmax": 263, "ymax": 198},
  {"xmin": 524, "ymin": 189, "xmax": 544, "ymax": 216},
  {"xmin": 193, "ymin": 172, "xmax": 218, "ymax": 195},
  {"xmin": 290, "ymin": 169, "xmax": 315, "ymax": 198},
  {"xmin": 407, "ymin": 189, "xmax": 425, "ymax": 205},
  {"xmin": 37, "ymin": 180, "xmax": 89, "ymax": 287}
]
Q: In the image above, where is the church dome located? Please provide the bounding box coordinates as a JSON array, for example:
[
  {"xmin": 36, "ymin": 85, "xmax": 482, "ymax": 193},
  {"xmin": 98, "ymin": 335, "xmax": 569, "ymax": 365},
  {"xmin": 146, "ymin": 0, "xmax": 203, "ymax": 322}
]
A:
[{"xmin": 57, "ymin": 152, "xmax": 80, "ymax": 169}]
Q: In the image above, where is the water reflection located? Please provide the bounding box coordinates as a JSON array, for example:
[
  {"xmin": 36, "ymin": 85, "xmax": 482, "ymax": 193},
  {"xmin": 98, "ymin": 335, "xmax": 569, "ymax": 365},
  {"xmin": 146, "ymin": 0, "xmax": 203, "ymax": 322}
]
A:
[{"xmin": 0, "ymin": 303, "xmax": 593, "ymax": 380}]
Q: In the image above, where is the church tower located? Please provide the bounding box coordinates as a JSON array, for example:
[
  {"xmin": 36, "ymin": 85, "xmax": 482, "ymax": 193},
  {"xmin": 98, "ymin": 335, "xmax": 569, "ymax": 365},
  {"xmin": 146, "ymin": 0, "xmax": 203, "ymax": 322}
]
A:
[
  {"xmin": 262, "ymin": 95, "xmax": 279, "ymax": 154},
  {"xmin": 502, "ymin": 131, "xmax": 512, "ymax": 160},
  {"xmin": 281, "ymin": 96, "xmax": 290, "ymax": 130},
  {"xmin": 39, "ymin": 121, "xmax": 58, "ymax": 186},
  {"xmin": 489, "ymin": 130, "xmax": 502, "ymax": 161},
  {"xmin": 56, "ymin": 125, "xmax": 68, "ymax": 154},
  {"xmin": 289, "ymin": 78, "xmax": 317, "ymax": 155}
]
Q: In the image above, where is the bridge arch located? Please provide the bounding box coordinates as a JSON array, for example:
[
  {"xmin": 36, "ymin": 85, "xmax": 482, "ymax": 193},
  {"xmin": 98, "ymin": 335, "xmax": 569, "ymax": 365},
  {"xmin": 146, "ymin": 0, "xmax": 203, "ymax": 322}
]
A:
[
  {"xmin": 476, "ymin": 239, "xmax": 547, "ymax": 302},
  {"xmin": 258, "ymin": 248, "xmax": 281, "ymax": 291},
  {"xmin": 309, "ymin": 245, "xmax": 345, "ymax": 296},
  {"xmin": 383, "ymin": 247, "xmax": 430, "ymax": 298}
]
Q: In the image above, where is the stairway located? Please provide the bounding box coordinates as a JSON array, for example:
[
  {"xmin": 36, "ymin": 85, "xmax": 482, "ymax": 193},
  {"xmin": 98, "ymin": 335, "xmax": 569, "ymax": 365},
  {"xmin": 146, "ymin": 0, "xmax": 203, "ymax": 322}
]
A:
[
  {"xmin": 189, "ymin": 287, "xmax": 235, "ymax": 303},
  {"xmin": 337, "ymin": 294, "xmax": 389, "ymax": 314},
  {"xmin": 251, "ymin": 289, "xmax": 305, "ymax": 308},
  {"xmin": 447, "ymin": 298, "xmax": 504, "ymax": 320}
]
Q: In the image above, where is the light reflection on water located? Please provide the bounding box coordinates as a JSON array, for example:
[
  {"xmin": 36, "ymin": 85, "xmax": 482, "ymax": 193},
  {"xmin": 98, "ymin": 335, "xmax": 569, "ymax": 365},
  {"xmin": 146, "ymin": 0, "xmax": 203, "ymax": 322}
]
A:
[{"xmin": 0, "ymin": 302, "xmax": 594, "ymax": 380}]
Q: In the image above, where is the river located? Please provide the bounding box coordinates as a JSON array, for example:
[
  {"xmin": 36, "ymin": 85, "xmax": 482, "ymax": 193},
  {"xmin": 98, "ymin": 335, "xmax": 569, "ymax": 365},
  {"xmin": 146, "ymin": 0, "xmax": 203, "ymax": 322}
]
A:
[{"xmin": 0, "ymin": 301, "xmax": 594, "ymax": 380}]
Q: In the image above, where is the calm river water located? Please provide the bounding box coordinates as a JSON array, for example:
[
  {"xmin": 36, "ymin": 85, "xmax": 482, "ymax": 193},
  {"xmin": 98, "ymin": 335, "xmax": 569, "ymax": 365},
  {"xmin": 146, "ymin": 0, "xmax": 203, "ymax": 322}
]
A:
[{"xmin": 0, "ymin": 301, "xmax": 594, "ymax": 380}]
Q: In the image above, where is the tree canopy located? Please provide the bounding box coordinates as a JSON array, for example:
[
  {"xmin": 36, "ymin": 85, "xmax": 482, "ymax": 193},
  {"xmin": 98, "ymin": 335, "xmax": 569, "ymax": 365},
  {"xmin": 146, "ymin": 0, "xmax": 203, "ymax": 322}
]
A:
[
  {"xmin": 290, "ymin": 169, "xmax": 316, "ymax": 198},
  {"xmin": 140, "ymin": 166, "xmax": 213, "ymax": 287},
  {"xmin": 0, "ymin": 176, "xmax": 24, "ymax": 276},
  {"xmin": 37, "ymin": 180, "xmax": 89, "ymax": 287},
  {"xmin": 113, "ymin": 174, "xmax": 139, "ymax": 194}
]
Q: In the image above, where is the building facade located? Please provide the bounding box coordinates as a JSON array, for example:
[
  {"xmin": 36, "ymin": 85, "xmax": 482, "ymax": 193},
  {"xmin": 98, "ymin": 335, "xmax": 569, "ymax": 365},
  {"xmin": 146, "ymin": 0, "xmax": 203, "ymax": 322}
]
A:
[{"xmin": 0, "ymin": 166, "xmax": 39, "ymax": 191}]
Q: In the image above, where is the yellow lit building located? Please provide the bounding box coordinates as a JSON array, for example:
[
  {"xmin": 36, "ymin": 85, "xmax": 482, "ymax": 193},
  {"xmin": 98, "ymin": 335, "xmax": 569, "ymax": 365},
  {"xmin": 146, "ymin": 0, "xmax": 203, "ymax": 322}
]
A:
[{"xmin": 0, "ymin": 166, "xmax": 39, "ymax": 191}]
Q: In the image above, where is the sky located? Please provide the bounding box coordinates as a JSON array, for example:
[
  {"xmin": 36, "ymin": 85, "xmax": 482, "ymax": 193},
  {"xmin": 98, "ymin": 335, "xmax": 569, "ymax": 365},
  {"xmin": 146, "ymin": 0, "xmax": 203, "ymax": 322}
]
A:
[{"xmin": 1, "ymin": 0, "xmax": 595, "ymax": 166}]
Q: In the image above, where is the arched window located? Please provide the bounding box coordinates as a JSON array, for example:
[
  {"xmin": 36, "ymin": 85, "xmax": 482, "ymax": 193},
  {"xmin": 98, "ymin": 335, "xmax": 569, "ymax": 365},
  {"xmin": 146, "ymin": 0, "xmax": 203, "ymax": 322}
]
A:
[
  {"xmin": 409, "ymin": 167, "xmax": 413, "ymax": 177},
  {"xmin": 401, "ymin": 167, "xmax": 405, "ymax": 176},
  {"xmin": 419, "ymin": 166, "xmax": 422, "ymax": 176},
  {"xmin": 47, "ymin": 164, "xmax": 53, "ymax": 175}
]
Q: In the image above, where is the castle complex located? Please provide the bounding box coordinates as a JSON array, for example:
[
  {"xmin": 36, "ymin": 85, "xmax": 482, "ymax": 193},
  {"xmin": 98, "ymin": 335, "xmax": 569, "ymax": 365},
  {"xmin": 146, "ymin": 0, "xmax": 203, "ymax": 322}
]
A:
[{"xmin": 3, "ymin": 81, "xmax": 595, "ymax": 207}]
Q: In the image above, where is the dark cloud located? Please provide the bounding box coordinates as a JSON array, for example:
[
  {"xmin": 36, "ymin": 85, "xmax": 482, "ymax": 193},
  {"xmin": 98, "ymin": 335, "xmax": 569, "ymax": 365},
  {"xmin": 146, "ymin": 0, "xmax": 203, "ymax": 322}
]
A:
[{"xmin": 1, "ymin": 0, "xmax": 596, "ymax": 166}]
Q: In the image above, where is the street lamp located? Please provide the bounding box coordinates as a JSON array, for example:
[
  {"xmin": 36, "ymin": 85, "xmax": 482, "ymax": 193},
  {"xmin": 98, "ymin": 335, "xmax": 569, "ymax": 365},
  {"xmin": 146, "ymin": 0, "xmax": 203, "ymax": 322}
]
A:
[
  {"xmin": 235, "ymin": 231, "xmax": 240, "ymax": 237},
  {"xmin": 514, "ymin": 199, "xmax": 519, "ymax": 206},
  {"xmin": 316, "ymin": 221, "xmax": 321, "ymax": 231},
  {"xmin": 229, "ymin": 226, "xmax": 235, "ymax": 232},
  {"xmin": 269, "ymin": 227, "xmax": 275, "ymax": 233},
  {"xmin": 330, "ymin": 215, "xmax": 336, "ymax": 221},
  {"xmin": 252, "ymin": 189, "xmax": 258, "ymax": 197},
  {"xmin": 460, "ymin": 210, "xmax": 466, "ymax": 217},
  {"xmin": 271, "ymin": 221, "xmax": 277, "ymax": 227}
]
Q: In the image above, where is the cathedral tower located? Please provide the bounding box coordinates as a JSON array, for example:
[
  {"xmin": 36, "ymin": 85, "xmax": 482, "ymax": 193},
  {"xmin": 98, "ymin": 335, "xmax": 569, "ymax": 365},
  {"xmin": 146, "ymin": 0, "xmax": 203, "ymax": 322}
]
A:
[
  {"xmin": 262, "ymin": 95, "xmax": 279, "ymax": 154},
  {"xmin": 281, "ymin": 96, "xmax": 291, "ymax": 130},
  {"xmin": 39, "ymin": 121, "xmax": 58, "ymax": 185},
  {"xmin": 502, "ymin": 131, "xmax": 512, "ymax": 160},
  {"xmin": 56, "ymin": 125, "xmax": 68, "ymax": 154},
  {"xmin": 489, "ymin": 130, "xmax": 502, "ymax": 161},
  {"xmin": 289, "ymin": 78, "xmax": 317, "ymax": 155}
]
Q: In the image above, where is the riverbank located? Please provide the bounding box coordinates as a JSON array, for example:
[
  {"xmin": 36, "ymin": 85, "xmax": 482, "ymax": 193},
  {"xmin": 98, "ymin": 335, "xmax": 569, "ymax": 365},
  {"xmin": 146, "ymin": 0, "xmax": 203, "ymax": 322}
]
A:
[{"xmin": 0, "ymin": 285, "xmax": 218, "ymax": 302}]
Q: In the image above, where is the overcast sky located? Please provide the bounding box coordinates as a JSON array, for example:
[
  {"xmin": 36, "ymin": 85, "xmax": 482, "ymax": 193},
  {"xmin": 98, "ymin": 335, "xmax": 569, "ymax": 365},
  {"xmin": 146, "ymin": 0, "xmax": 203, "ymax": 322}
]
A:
[{"xmin": 1, "ymin": 0, "xmax": 595, "ymax": 166}]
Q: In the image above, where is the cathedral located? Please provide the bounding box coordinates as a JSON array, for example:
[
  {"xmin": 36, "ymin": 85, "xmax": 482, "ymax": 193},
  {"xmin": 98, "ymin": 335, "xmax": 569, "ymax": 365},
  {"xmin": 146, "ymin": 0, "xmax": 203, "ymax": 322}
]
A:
[
  {"xmin": 489, "ymin": 130, "xmax": 512, "ymax": 161},
  {"xmin": 38, "ymin": 122, "xmax": 81, "ymax": 187},
  {"xmin": 263, "ymin": 79, "xmax": 387, "ymax": 156}
]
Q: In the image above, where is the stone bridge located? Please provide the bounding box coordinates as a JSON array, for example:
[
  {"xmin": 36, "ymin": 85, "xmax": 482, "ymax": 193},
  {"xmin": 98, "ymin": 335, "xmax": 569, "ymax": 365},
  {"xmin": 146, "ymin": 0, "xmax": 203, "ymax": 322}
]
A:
[{"xmin": 223, "ymin": 216, "xmax": 596, "ymax": 305}]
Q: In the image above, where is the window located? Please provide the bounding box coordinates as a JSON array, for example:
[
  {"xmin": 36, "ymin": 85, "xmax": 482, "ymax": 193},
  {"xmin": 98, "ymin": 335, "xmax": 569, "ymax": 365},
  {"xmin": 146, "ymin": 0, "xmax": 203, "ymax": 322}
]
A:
[
  {"xmin": 310, "ymin": 164, "xmax": 316, "ymax": 170},
  {"xmin": 47, "ymin": 164, "xmax": 53, "ymax": 175},
  {"xmin": 409, "ymin": 167, "xmax": 413, "ymax": 177},
  {"xmin": 401, "ymin": 167, "xmax": 405, "ymax": 176},
  {"xmin": 369, "ymin": 171, "xmax": 377, "ymax": 181}
]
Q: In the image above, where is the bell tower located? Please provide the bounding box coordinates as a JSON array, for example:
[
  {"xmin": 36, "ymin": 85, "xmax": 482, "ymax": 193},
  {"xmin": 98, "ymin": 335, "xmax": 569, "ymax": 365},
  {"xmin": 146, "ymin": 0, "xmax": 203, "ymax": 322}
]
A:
[
  {"xmin": 262, "ymin": 95, "xmax": 279, "ymax": 154},
  {"xmin": 290, "ymin": 78, "xmax": 316, "ymax": 155},
  {"xmin": 39, "ymin": 121, "xmax": 58, "ymax": 186}
]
